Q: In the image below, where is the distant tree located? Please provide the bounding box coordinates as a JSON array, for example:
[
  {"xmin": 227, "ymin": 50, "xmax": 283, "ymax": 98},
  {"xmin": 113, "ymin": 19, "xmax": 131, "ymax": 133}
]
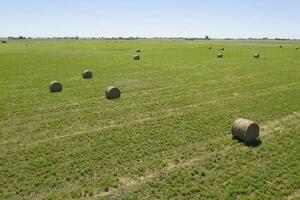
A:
[{"xmin": 205, "ymin": 35, "xmax": 210, "ymax": 40}]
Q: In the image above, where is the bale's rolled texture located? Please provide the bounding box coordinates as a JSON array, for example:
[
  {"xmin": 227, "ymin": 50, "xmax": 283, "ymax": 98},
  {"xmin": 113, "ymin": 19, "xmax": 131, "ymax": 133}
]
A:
[
  {"xmin": 220, "ymin": 48, "xmax": 225, "ymax": 51},
  {"xmin": 133, "ymin": 55, "xmax": 140, "ymax": 60},
  {"xmin": 136, "ymin": 49, "xmax": 141, "ymax": 53},
  {"xmin": 105, "ymin": 86, "xmax": 121, "ymax": 100},
  {"xmin": 49, "ymin": 81, "xmax": 62, "ymax": 93},
  {"xmin": 217, "ymin": 53, "xmax": 223, "ymax": 58},
  {"xmin": 254, "ymin": 53, "xmax": 260, "ymax": 58},
  {"xmin": 82, "ymin": 70, "xmax": 93, "ymax": 79},
  {"xmin": 231, "ymin": 118, "xmax": 260, "ymax": 143}
]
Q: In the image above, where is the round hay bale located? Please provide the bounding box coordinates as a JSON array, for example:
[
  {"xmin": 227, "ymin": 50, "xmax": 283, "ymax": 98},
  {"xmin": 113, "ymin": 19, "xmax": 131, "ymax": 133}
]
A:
[
  {"xmin": 82, "ymin": 70, "xmax": 93, "ymax": 79},
  {"xmin": 296, "ymin": 47, "xmax": 299, "ymax": 50},
  {"xmin": 220, "ymin": 48, "xmax": 225, "ymax": 51},
  {"xmin": 254, "ymin": 53, "xmax": 260, "ymax": 58},
  {"xmin": 279, "ymin": 45, "xmax": 283, "ymax": 48},
  {"xmin": 217, "ymin": 53, "xmax": 223, "ymax": 58},
  {"xmin": 231, "ymin": 118, "xmax": 260, "ymax": 143},
  {"xmin": 136, "ymin": 49, "xmax": 141, "ymax": 53},
  {"xmin": 133, "ymin": 55, "xmax": 140, "ymax": 60},
  {"xmin": 49, "ymin": 81, "xmax": 62, "ymax": 93},
  {"xmin": 208, "ymin": 47, "xmax": 212, "ymax": 49},
  {"xmin": 1, "ymin": 41, "xmax": 7, "ymax": 44},
  {"xmin": 105, "ymin": 86, "xmax": 121, "ymax": 100}
]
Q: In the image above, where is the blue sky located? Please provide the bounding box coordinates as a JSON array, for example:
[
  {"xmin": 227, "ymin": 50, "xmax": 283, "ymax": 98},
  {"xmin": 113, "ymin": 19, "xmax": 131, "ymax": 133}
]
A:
[{"xmin": 1, "ymin": 0, "xmax": 300, "ymax": 38}]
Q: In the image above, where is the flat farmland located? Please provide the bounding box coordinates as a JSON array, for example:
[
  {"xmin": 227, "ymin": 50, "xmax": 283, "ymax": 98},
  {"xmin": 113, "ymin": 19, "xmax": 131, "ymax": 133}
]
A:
[{"xmin": 0, "ymin": 40, "xmax": 299, "ymax": 199}]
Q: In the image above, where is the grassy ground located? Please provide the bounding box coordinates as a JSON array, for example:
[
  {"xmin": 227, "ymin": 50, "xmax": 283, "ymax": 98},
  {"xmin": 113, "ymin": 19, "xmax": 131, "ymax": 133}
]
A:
[{"xmin": 0, "ymin": 40, "xmax": 299, "ymax": 199}]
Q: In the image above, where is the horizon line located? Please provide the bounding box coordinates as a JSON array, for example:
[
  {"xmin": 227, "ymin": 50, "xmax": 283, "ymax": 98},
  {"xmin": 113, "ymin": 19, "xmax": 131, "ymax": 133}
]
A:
[{"xmin": 1, "ymin": 36, "xmax": 300, "ymax": 41}]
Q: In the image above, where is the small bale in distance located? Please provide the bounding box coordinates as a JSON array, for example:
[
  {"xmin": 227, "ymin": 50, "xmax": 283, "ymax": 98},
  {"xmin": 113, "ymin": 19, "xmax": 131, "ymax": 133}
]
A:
[
  {"xmin": 217, "ymin": 53, "xmax": 223, "ymax": 58},
  {"xmin": 279, "ymin": 45, "xmax": 283, "ymax": 48},
  {"xmin": 133, "ymin": 55, "xmax": 140, "ymax": 60},
  {"xmin": 1, "ymin": 41, "xmax": 7, "ymax": 43},
  {"xmin": 254, "ymin": 53, "xmax": 260, "ymax": 58},
  {"xmin": 208, "ymin": 47, "xmax": 212, "ymax": 49},
  {"xmin": 105, "ymin": 86, "xmax": 121, "ymax": 100},
  {"xmin": 136, "ymin": 49, "xmax": 141, "ymax": 53},
  {"xmin": 231, "ymin": 118, "xmax": 260, "ymax": 143},
  {"xmin": 82, "ymin": 70, "xmax": 93, "ymax": 79},
  {"xmin": 49, "ymin": 81, "xmax": 62, "ymax": 93},
  {"xmin": 296, "ymin": 47, "xmax": 299, "ymax": 50},
  {"xmin": 220, "ymin": 48, "xmax": 225, "ymax": 51}
]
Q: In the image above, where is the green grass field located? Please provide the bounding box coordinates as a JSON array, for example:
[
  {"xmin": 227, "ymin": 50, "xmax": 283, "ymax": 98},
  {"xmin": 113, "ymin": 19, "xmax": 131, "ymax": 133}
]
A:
[{"xmin": 0, "ymin": 40, "xmax": 300, "ymax": 199}]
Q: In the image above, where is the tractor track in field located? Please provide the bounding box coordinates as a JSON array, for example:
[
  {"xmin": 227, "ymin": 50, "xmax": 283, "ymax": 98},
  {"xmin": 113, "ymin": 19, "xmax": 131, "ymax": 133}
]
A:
[
  {"xmin": 286, "ymin": 189, "xmax": 300, "ymax": 200},
  {"xmin": 93, "ymin": 111, "xmax": 300, "ymax": 199},
  {"xmin": 0, "ymin": 82, "xmax": 299, "ymax": 153}
]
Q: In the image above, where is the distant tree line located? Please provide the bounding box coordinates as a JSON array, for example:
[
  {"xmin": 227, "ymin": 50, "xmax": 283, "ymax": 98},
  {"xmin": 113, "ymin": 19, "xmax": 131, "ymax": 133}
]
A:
[
  {"xmin": 8, "ymin": 36, "xmax": 31, "ymax": 40},
  {"xmin": 3, "ymin": 36, "xmax": 299, "ymax": 41},
  {"xmin": 274, "ymin": 38, "xmax": 292, "ymax": 41}
]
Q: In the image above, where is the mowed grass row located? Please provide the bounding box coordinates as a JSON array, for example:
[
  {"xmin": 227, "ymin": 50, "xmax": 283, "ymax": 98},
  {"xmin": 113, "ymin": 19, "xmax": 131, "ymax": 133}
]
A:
[{"xmin": 0, "ymin": 40, "xmax": 300, "ymax": 199}]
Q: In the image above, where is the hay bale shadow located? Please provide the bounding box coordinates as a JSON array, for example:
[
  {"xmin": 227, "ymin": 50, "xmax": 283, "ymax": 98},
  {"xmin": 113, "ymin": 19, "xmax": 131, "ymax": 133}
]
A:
[
  {"xmin": 233, "ymin": 136, "xmax": 262, "ymax": 147},
  {"xmin": 245, "ymin": 139, "xmax": 262, "ymax": 147}
]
